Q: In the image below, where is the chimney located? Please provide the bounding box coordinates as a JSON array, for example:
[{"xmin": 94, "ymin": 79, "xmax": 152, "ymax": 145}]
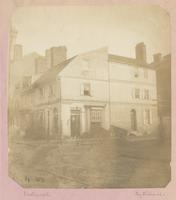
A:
[
  {"xmin": 14, "ymin": 44, "xmax": 23, "ymax": 60},
  {"xmin": 10, "ymin": 27, "xmax": 17, "ymax": 61},
  {"xmin": 135, "ymin": 42, "xmax": 147, "ymax": 63},
  {"xmin": 153, "ymin": 53, "xmax": 162, "ymax": 63},
  {"xmin": 35, "ymin": 57, "xmax": 47, "ymax": 74},
  {"xmin": 45, "ymin": 46, "xmax": 67, "ymax": 68}
]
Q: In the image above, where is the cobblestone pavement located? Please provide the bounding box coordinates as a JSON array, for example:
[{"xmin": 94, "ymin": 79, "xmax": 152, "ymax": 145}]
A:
[{"xmin": 8, "ymin": 137, "xmax": 171, "ymax": 188}]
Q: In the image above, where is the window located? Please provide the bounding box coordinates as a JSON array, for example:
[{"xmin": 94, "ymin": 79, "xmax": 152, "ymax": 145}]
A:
[
  {"xmin": 91, "ymin": 110, "xmax": 102, "ymax": 122},
  {"xmin": 49, "ymin": 85, "xmax": 54, "ymax": 96},
  {"xmin": 144, "ymin": 68, "xmax": 148, "ymax": 79},
  {"xmin": 81, "ymin": 83, "xmax": 91, "ymax": 96},
  {"xmin": 135, "ymin": 88, "xmax": 140, "ymax": 99},
  {"xmin": 131, "ymin": 109, "xmax": 137, "ymax": 130},
  {"xmin": 134, "ymin": 68, "xmax": 139, "ymax": 78},
  {"xmin": 39, "ymin": 87, "xmax": 44, "ymax": 97},
  {"xmin": 144, "ymin": 89, "xmax": 149, "ymax": 100},
  {"xmin": 144, "ymin": 109, "xmax": 151, "ymax": 124}
]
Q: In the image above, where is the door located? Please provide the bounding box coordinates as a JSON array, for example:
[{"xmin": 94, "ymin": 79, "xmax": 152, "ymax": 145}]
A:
[
  {"xmin": 71, "ymin": 111, "xmax": 80, "ymax": 138},
  {"xmin": 90, "ymin": 109, "xmax": 102, "ymax": 130},
  {"xmin": 131, "ymin": 109, "xmax": 137, "ymax": 130},
  {"xmin": 53, "ymin": 108, "xmax": 59, "ymax": 135}
]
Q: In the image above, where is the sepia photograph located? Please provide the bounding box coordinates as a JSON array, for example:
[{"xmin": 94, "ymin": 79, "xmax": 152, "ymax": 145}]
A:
[{"xmin": 8, "ymin": 5, "xmax": 171, "ymax": 188}]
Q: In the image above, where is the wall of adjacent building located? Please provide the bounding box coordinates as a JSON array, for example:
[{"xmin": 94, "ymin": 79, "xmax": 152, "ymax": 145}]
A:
[{"xmin": 109, "ymin": 62, "xmax": 158, "ymax": 134}]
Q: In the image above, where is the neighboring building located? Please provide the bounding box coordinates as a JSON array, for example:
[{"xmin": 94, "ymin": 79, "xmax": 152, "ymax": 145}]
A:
[
  {"xmin": 151, "ymin": 54, "xmax": 171, "ymax": 117},
  {"xmin": 8, "ymin": 29, "xmax": 68, "ymax": 131},
  {"xmin": 150, "ymin": 53, "xmax": 171, "ymax": 140},
  {"xmin": 19, "ymin": 43, "xmax": 159, "ymax": 139}
]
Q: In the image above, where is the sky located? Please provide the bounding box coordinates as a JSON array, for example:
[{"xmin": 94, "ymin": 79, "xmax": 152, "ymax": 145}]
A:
[{"xmin": 11, "ymin": 5, "xmax": 170, "ymax": 63}]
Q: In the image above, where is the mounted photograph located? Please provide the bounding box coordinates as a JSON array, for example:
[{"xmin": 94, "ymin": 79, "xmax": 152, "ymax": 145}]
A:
[{"xmin": 8, "ymin": 5, "xmax": 171, "ymax": 188}]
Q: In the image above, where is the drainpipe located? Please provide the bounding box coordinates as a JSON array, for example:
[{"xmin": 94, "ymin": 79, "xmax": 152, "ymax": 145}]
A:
[
  {"xmin": 108, "ymin": 59, "xmax": 112, "ymax": 135},
  {"xmin": 58, "ymin": 77, "xmax": 62, "ymax": 144}
]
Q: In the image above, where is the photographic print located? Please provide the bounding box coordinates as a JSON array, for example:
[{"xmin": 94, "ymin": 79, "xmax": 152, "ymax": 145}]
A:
[{"xmin": 7, "ymin": 5, "xmax": 171, "ymax": 189}]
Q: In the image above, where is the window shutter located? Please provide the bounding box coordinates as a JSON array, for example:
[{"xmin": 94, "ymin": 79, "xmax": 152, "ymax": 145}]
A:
[
  {"xmin": 150, "ymin": 109, "xmax": 153, "ymax": 124},
  {"xmin": 131, "ymin": 88, "xmax": 135, "ymax": 99},
  {"xmin": 149, "ymin": 90, "xmax": 151, "ymax": 100},
  {"xmin": 143, "ymin": 110, "xmax": 146, "ymax": 125},
  {"xmin": 90, "ymin": 84, "xmax": 93, "ymax": 96},
  {"xmin": 141, "ymin": 89, "xmax": 144, "ymax": 99},
  {"xmin": 80, "ymin": 84, "xmax": 84, "ymax": 96}
]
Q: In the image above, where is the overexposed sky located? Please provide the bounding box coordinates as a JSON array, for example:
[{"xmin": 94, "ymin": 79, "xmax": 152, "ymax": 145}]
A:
[{"xmin": 12, "ymin": 5, "xmax": 170, "ymax": 62}]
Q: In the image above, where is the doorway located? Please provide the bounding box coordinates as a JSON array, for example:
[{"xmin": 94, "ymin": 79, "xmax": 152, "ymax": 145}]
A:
[
  {"xmin": 90, "ymin": 109, "xmax": 102, "ymax": 130},
  {"xmin": 71, "ymin": 110, "xmax": 80, "ymax": 138},
  {"xmin": 53, "ymin": 108, "xmax": 58, "ymax": 134},
  {"xmin": 131, "ymin": 109, "xmax": 137, "ymax": 130}
]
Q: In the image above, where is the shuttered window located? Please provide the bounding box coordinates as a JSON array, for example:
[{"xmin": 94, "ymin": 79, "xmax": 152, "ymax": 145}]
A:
[{"xmin": 144, "ymin": 109, "xmax": 152, "ymax": 124}]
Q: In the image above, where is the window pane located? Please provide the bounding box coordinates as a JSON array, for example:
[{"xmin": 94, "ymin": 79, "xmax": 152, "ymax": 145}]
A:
[{"xmin": 83, "ymin": 83, "xmax": 91, "ymax": 96}]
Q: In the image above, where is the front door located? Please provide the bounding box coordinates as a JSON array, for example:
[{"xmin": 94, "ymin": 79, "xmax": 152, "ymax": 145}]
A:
[
  {"xmin": 90, "ymin": 109, "xmax": 102, "ymax": 130},
  {"xmin": 131, "ymin": 109, "xmax": 137, "ymax": 131},
  {"xmin": 71, "ymin": 110, "xmax": 80, "ymax": 138}
]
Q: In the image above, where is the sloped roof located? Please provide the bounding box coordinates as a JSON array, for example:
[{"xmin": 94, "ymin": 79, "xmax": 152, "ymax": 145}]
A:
[
  {"xmin": 24, "ymin": 50, "xmax": 156, "ymax": 93},
  {"xmin": 32, "ymin": 56, "xmax": 76, "ymax": 87},
  {"xmin": 108, "ymin": 54, "xmax": 152, "ymax": 68}
]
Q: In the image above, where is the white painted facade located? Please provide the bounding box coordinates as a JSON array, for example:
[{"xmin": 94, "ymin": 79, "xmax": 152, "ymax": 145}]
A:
[{"xmin": 20, "ymin": 47, "xmax": 159, "ymax": 138}]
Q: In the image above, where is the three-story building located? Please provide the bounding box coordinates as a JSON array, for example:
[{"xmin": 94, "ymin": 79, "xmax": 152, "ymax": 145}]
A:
[{"xmin": 19, "ymin": 43, "xmax": 159, "ymax": 139}]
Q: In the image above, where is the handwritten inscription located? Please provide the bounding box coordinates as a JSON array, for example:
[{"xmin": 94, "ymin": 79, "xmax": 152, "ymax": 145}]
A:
[
  {"xmin": 135, "ymin": 191, "xmax": 166, "ymax": 198},
  {"xmin": 25, "ymin": 176, "xmax": 45, "ymax": 183},
  {"xmin": 24, "ymin": 191, "xmax": 51, "ymax": 197}
]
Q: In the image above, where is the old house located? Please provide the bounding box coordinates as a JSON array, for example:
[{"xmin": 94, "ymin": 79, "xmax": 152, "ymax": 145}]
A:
[
  {"xmin": 150, "ymin": 53, "xmax": 171, "ymax": 140},
  {"xmin": 19, "ymin": 43, "xmax": 159, "ymax": 139}
]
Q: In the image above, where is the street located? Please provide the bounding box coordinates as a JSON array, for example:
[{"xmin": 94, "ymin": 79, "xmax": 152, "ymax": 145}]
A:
[{"xmin": 8, "ymin": 137, "xmax": 171, "ymax": 188}]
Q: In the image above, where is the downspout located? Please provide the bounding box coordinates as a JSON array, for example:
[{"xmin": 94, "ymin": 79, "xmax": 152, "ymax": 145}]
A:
[
  {"xmin": 108, "ymin": 59, "xmax": 112, "ymax": 135},
  {"xmin": 58, "ymin": 76, "xmax": 62, "ymax": 144}
]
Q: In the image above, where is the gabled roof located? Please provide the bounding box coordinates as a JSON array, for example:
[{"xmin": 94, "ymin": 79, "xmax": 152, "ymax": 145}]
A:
[
  {"xmin": 24, "ymin": 49, "xmax": 156, "ymax": 93},
  {"xmin": 32, "ymin": 56, "xmax": 76, "ymax": 87}
]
